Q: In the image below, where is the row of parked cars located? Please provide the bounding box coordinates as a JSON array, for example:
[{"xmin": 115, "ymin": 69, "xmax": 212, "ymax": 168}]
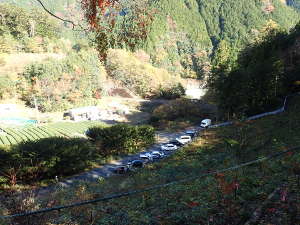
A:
[{"xmin": 112, "ymin": 119, "xmax": 212, "ymax": 174}]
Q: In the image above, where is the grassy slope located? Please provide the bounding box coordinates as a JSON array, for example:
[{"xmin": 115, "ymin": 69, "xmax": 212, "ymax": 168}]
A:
[{"xmin": 8, "ymin": 95, "xmax": 299, "ymax": 225}]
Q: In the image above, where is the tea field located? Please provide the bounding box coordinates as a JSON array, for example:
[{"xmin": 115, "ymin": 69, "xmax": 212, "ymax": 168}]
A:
[{"xmin": 0, "ymin": 121, "xmax": 104, "ymax": 146}]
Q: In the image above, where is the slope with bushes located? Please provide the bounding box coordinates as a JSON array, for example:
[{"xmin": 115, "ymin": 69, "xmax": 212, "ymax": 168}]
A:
[
  {"xmin": 209, "ymin": 21, "xmax": 300, "ymax": 118},
  {"xmin": 5, "ymin": 0, "xmax": 298, "ymax": 80},
  {"xmin": 142, "ymin": 0, "xmax": 299, "ymax": 78},
  {"xmin": 2, "ymin": 96, "xmax": 299, "ymax": 224}
]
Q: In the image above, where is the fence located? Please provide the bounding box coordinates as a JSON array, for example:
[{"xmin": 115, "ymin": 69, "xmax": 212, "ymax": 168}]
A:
[{"xmin": 210, "ymin": 93, "xmax": 300, "ymax": 128}]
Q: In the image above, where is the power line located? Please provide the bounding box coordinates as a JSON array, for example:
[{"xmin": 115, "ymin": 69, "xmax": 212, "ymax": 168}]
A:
[
  {"xmin": 1, "ymin": 93, "xmax": 299, "ymax": 219},
  {"xmin": 1, "ymin": 145, "xmax": 300, "ymax": 219},
  {"xmin": 35, "ymin": 0, "xmax": 76, "ymax": 29}
]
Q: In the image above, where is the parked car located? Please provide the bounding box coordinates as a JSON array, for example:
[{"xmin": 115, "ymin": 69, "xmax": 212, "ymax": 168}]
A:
[
  {"xmin": 168, "ymin": 140, "xmax": 184, "ymax": 147},
  {"xmin": 128, "ymin": 160, "xmax": 144, "ymax": 168},
  {"xmin": 151, "ymin": 151, "xmax": 165, "ymax": 159},
  {"xmin": 161, "ymin": 143, "xmax": 178, "ymax": 151},
  {"xmin": 185, "ymin": 130, "xmax": 197, "ymax": 138},
  {"xmin": 200, "ymin": 119, "xmax": 211, "ymax": 128},
  {"xmin": 113, "ymin": 165, "xmax": 130, "ymax": 174},
  {"xmin": 176, "ymin": 135, "xmax": 192, "ymax": 144},
  {"xmin": 139, "ymin": 152, "xmax": 153, "ymax": 161}
]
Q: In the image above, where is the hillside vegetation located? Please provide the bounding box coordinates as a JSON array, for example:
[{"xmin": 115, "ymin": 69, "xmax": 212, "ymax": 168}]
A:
[
  {"xmin": 2, "ymin": 96, "xmax": 299, "ymax": 224},
  {"xmin": 4, "ymin": 0, "xmax": 298, "ymax": 80},
  {"xmin": 210, "ymin": 20, "xmax": 300, "ymax": 118},
  {"xmin": 142, "ymin": 0, "xmax": 300, "ymax": 78}
]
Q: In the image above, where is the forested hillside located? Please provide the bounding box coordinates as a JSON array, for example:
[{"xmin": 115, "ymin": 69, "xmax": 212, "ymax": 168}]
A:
[
  {"xmin": 143, "ymin": 0, "xmax": 300, "ymax": 78},
  {"xmin": 0, "ymin": 0, "xmax": 299, "ymax": 113},
  {"xmin": 2, "ymin": 0, "xmax": 299, "ymax": 80},
  {"xmin": 209, "ymin": 21, "xmax": 300, "ymax": 117},
  {"xmin": 0, "ymin": 0, "xmax": 79, "ymax": 18}
]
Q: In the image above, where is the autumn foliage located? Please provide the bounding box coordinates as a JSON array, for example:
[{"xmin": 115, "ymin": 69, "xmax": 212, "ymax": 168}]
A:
[
  {"xmin": 80, "ymin": 0, "xmax": 155, "ymax": 60},
  {"xmin": 81, "ymin": 0, "xmax": 119, "ymax": 28}
]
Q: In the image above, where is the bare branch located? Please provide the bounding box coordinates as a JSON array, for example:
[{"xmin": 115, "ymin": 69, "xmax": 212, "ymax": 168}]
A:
[{"xmin": 35, "ymin": 0, "xmax": 76, "ymax": 29}]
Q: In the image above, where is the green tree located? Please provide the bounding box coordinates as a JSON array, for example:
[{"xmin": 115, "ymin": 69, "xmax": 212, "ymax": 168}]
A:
[{"xmin": 209, "ymin": 21, "xmax": 300, "ymax": 118}]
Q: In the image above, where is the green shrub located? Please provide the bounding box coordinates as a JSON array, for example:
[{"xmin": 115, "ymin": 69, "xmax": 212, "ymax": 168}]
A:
[
  {"xmin": 150, "ymin": 98, "xmax": 217, "ymax": 129},
  {"xmin": 86, "ymin": 124, "xmax": 155, "ymax": 156},
  {"xmin": 155, "ymin": 83, "xmax": 186, "ymax": 99},
  {"xmin": 0, "ymin": 137, "xmax": 97, "ymax": 186},
  {"xmin": 22, "ymin": 50, "xmax": 104, "ymax": 112}
]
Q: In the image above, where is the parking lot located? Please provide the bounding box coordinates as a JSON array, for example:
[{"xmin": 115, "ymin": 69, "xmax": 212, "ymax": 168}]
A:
[{"xmin": 58, "ymin": 125, "xmax": 206, "ymax": 187}]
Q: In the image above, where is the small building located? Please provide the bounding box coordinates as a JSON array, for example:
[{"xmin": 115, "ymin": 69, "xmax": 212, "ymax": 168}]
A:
[{"xmin": 64, "ymin": 106, "xmax": 101, "ymax": 121}]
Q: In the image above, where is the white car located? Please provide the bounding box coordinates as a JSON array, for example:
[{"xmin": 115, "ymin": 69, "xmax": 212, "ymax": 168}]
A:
[
  {"xmin": 139, "ymin": 152, "xmax": 153, "ymax": 160},
  {"xmin": 200, "ymin": 119, "xmax": 211, "ymax": 128},
  {"xmin": 160, "ymin": 143, "xmax": 178, "ymax": 151},
  {"xmin": 151, "ymin": 151, "xmax": 165, "ymax": 158},
  {"xmin": 176, "ymin": 135, "xmax": 192, "ymax": 144}
]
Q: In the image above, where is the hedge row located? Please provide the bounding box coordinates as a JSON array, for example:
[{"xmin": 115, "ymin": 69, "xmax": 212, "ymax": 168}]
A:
[
  {"xmin": 86, "ymin": 124, "xmax": 155, "ymax": 156},
  {"xmin": 0, "ymin": 124, "xmax": 155, "ymax": 187}
]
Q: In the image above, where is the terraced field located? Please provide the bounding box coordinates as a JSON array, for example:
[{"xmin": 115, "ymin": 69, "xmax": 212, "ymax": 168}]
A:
[{"xmin": 0, "ymin": 121, "xmax": 104, "ymax": 146}]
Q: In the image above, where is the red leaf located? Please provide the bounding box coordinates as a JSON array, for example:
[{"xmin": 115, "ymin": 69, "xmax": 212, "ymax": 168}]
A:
[
  {"xmin": 187, "ymin": 201, "xmax": 200, "ymax": 207},
  {"xmin": 267, "ymin": 208, "xmax": 276, "ymax": 213}
]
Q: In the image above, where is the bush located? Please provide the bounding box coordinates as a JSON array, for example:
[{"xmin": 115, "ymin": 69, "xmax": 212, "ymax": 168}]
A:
[
  {"xmin": 0, "ymin": 75, "xmax": 16, "ymax": 99},
  {"xmin": 155, "ymin": 83, "xmax": 186, "ymax": 99},
  {"xmin": 0, "ymin": 34, "xmax": 19, "ymax": 53},
  {"xmin": 22, "ymin": 37, "xmax": 44, "ymax": 53},
  {"xmin": 22, "ymin": 50, "xmax": 104, "ymax": 112},
  {"xmin": 150, "ymin": 98, "xmax": 217, "ymax": 128},
  {"xmin": 0, "ymin": 137, "xmax": 97, "ymax": 186},
  {"xmin": 86, "ymin": 124, "xmax": 155, "ymax": 156},
  {"xmin": 105, "ymin": 48, "xmax": 181, "ymax": 97}
]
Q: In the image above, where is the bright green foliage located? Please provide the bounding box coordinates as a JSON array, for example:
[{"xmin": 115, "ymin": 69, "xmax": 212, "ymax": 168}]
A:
[
  {"xmin": 209, "ymin": 22, "xmax": 300, "ymax": 117},
  {"xmin": 0, "ymin": 121, "xmax": 104, "ymax": 146},
  {"xmin": 1, "ymin": 0, "xmax": 78, "ymax": 13},
  {"xmin": 86, "ymin": 124, "xmax": 155, "ymax": 156},
  {"xmin": 22, "ymin": 50, "xmax": 104, "ymax": 112}
]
